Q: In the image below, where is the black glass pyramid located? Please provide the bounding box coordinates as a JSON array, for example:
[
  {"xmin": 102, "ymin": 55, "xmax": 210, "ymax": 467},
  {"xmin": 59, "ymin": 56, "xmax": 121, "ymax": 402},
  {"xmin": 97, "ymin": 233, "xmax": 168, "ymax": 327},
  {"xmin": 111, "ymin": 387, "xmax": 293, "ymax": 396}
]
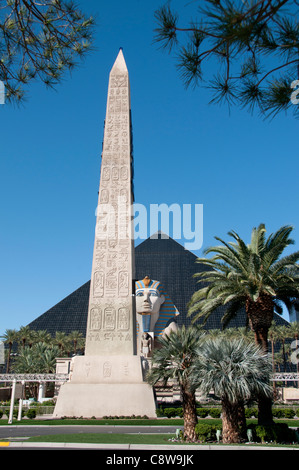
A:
[{"xmin": 28, "ymin": 233, "xmax": 288, "ymax": 336}]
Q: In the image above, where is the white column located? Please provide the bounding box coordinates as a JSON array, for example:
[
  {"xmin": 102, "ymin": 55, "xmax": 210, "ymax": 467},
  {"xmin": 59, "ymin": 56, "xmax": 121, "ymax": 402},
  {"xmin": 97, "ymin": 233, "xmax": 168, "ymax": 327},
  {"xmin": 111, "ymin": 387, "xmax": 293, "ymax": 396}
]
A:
[
  {"xmin": 17, "ymin": 381, "xmax": 25, "ymax": 421},
  {"xmin": 8, "ymin": 379, "xmax": 16, "ymax": 424},
  {"xmin": 38, "ymin": 382, "xmax": 45, "ymax": 402}
]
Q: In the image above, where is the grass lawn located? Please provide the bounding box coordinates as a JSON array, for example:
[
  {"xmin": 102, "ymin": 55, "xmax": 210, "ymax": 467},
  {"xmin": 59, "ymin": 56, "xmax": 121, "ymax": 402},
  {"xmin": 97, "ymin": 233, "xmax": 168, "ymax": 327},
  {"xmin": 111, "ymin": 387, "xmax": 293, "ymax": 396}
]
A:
[
  {"xmin": 26, "ymin": 433, "xmax": 183, "ymax": 445},
  {"xmin": 1, "ymin": 417, "xmax": 299, "ymax": 427},
  {"xmin": 16, "ymin": 432, "xmax": 299, "ymax": 448}
]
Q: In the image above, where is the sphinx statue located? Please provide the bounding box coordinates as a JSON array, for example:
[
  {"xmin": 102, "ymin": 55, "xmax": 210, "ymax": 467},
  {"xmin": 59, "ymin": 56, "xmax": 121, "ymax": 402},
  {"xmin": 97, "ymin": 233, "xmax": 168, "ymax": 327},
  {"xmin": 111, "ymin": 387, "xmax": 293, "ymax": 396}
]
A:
[{"xmin": 135, "ymin": 276, "xmax": 179, "ymax": 355}]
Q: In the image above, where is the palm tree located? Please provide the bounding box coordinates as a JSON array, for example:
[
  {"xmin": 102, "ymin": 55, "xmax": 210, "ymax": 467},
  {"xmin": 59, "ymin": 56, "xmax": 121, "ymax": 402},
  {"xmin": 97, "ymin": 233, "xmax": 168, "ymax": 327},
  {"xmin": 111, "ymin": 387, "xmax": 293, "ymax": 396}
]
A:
[
  {"xmin": 192, "ymin": 337, "xmax": 272, "ymax": 444},
  {"xmin": 12, "ymin": 346, "xmax": 38, "ymax": 373},
  {"xmin": 146, "ymin": 326, "xmax": 205, "ymax": 442},
  {"xmin": 37, "ymin": 345, "xmax": 61, "ymax": 374},
  {"xmin": 0, "ymin": 329, "xmax": 18, "ymax": 372},
  {"xmin": 68, "ymin": 331, "xmax": 84, "ymax": 356},
  {"xmin": 188, "ymin": 224, "xmax": 299, "ymax": 424},
  {"xmin": 17, "ymin": 326, "xmax": 33, "ymax": 349},
  {"xmin": 31, "ymin": 330, "xmax": 52, "ymax": 346},
  {"xmin": 53, "ymin": 332, "xmax": 68, "ymax": 354}
]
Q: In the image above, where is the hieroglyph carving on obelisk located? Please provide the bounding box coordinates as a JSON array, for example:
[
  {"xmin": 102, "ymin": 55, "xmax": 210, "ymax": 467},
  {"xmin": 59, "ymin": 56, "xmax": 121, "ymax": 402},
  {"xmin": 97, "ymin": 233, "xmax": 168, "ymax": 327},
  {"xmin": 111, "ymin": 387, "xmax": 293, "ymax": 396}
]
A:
[{"xmin": 85, "ymin": 49, "xmax": 136, "ymax": 357}]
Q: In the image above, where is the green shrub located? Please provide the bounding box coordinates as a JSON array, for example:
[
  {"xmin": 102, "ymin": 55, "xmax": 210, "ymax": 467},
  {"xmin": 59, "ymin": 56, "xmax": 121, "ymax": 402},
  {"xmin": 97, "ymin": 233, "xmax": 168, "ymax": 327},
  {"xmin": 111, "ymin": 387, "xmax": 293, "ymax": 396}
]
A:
[
  {"xmin": 208, "ymin": 408, "xmax": 221, "ymax": 418},
  {"xmin": 156, "ymin": 407, "xmax": 164, "ymax": 417},
  {"xmin": 272, "ymin": 408, "xmax": 284, "ymax": 419},
  {"xmin": 163, "ymin": 408, "xmax": 177, "ymax": 418},
  {"xmin": 0, "ymin": 410, "xmax": 3, "ymax": 419},
  {"xmin": 195, "ymin": 423, "xmax": 215, "ymax": 442},
  {"xmin": 195, "ymin": 423, "xmax": 222, "ymax": 442},
  {"xmin": 249, "ymin": 423, "xmax": 298, "ymax": 444},
  {"xmin": 196, "ymin": 408, "xmax": 208, "ymax": 418},
  {"xmin": 283, "ymin": 408, "xmax": 296, "ymax": 419},
  {"xmin": 26, "ymin": 409, "xmax": 36, "ymax": 419},
  {"xmin": 245, "ymin": 407, "xmax": 258, "ymax": 418},
  {"xmin": 162, "ymin": 407, "xmax": 183, "ymax": 418}
]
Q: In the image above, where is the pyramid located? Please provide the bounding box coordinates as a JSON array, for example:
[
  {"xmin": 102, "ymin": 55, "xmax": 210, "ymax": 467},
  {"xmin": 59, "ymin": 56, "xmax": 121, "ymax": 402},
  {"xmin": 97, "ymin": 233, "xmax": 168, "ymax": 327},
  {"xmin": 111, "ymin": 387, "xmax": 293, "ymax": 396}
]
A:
[{"xmin": 28, "ymin": 233, "xmax": 288, "ymax": 335}]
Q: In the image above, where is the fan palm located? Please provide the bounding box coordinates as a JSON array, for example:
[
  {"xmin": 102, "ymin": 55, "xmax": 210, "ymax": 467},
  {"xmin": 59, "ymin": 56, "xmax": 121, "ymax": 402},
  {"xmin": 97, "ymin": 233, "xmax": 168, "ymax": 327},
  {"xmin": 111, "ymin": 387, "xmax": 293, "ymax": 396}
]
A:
[
  {"xmin": 188, "ymin": 224, "xmax": 299, "ymax": 423},
  {"xmin": 146, "ymin": 325, "xmax": 205, "ymax": 441},
  {"xmin": 192, "ymin": 337, "xmax": 272, "ymax": 444}
]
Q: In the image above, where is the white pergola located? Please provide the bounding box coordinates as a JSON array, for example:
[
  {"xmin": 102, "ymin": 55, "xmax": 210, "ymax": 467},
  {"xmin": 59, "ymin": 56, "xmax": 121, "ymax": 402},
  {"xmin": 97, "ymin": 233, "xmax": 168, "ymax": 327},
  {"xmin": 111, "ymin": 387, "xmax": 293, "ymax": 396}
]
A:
[
  {"xmin": 271, "ymin": 373, "xmax": 299, "ymax": 382},
  {"xmin": 0, "ymin": 374, "xmax": 69, "ymax": 424}
]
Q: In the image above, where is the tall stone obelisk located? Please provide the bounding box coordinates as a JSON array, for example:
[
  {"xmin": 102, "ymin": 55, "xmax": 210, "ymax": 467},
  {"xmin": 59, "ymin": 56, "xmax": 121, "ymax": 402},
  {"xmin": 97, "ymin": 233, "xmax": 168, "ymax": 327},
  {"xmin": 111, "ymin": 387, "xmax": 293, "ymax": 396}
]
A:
[
  {"xmin": 53, "ymin": 50, "xmax": 156, "ymax": 418},
  {"xmin": 85, "ymin": 48, "xmax": 135, "ymax": 357}
]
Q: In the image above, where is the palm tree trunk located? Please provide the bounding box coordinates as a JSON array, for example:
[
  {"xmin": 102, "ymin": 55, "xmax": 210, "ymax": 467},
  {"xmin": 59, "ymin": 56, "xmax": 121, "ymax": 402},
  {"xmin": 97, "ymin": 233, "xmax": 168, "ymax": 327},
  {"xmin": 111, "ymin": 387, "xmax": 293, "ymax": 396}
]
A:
[
  {"xmin": 6, "ymin": 343, "xmax": 12, "ymax": 373},
  {"xmin": 221, "ymin": 398, "xmax": 242, "ymax": 444},
  {"xmin": 181, "ymin": 386, "xmax": 198, "ymax": 442},
  {"xmin": 246, "ymin": 293, "xmax": 274, "ymax": 425}
]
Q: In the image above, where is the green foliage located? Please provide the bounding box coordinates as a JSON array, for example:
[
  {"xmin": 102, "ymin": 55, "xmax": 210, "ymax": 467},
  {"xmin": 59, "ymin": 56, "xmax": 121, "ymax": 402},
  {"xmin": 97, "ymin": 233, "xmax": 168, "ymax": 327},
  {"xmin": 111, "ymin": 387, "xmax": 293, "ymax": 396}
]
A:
[
  {"xmin": 146, "ymin": 325, "xmax": 205, "ymax": 389},
  {"xmin": 154, "ymin": 1, "xmax": 299, "ymax": 118},
  {"xmin": 272, "ymin": 408, "xmax": 285, "ymax": 418},
  {"xmin": 11, "ymin": 343, "xmax": 60, "ymax": 374},
  {"xmin": 0, "ymin": 0, "xmax": 95, "ymax": 102},
  {"xmin": 26, "ymin": 409, "xmax": 37, "ymax": 419},
  {"xmin": 249, "ymin": 423, "xmax": 298, "ymax": 443},
  {"xmin": 188, "ymin": 224, "xmax": 299, "ymax": 331},
  {"xmin": 283, "ymin": 408, "xmax": 296, "ymax": 419},
  {"xmin": 245, "ymin": 407, "xmax": 258, "ymax": 418},
  {"xmin": 208, "ymin": 408, "xmax": 221, "ymax": 418},
  {"xmin": 1, "ymin": 327, "xmax": 86, "ymax": 375},
  {"xmin": 196, "ymin": 408, "xmax": 209, "ymax": 418},
  {"xmin": 195, "ymin": 422, "xmax": 222, "ymax": 442},
  {"xmin": 191, "ymin": 336, "xmax": 272, "ymax": 404},
  {"xmin": 163, "ymin": 408, "xmax": 183, "ymax": 418}
]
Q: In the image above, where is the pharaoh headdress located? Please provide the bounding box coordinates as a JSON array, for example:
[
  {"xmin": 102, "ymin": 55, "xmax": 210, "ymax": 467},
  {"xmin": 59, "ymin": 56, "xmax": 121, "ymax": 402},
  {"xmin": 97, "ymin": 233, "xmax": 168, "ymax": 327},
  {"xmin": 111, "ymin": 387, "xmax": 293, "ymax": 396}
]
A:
[{"xmin": 135, "ymin": 276, "xmax": 179, "ymax": 337}]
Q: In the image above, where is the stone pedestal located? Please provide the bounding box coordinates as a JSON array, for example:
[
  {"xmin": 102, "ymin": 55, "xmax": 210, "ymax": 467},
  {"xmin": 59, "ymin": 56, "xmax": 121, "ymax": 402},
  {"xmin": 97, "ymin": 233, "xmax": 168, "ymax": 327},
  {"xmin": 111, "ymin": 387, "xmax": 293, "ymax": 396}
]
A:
[{"xmin": 53, "ymin": 356, "xmax": 156, "ymax": 418}]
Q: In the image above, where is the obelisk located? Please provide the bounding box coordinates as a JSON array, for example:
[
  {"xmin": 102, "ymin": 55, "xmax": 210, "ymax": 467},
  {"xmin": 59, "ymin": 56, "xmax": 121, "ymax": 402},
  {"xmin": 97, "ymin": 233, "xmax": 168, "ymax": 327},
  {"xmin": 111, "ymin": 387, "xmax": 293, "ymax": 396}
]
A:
[
  {"xmin": 53, "ymin": 50, "xmax": 156, "ymax": 418},
  {"xmin": 85, "ymin": 48, "xmax": 135, "ymax": 357}
]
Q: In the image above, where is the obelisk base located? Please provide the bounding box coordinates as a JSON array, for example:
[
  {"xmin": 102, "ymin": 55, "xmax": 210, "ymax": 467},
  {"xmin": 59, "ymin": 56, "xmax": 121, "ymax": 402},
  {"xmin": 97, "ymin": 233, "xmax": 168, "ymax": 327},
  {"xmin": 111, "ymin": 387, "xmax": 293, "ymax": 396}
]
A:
[{"xmin": 53, "ymin": 355, "xmax": 156, "ymax": 418}]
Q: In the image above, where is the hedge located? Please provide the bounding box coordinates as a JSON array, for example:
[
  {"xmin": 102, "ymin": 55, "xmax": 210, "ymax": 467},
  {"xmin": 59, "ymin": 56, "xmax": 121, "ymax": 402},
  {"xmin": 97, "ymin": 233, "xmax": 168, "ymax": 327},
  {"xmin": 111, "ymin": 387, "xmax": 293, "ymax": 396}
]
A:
[
  {"xmin": 157, "ymin": 407, "xmax": 222, "ymax": 418},
  {"xmin": 195, "ymin": 422, "xmax": 299, "ymax": 444},
  {"xmin": 248, "ymin": 423, "xmax": 299, "ymax": 444},
  {"xmin": 158, "ymin": 406, "xmax": 299, "ymax": 419},
  {"xmin": 195, "ymin": 423, "xmax": 222, "ymax": 442}
]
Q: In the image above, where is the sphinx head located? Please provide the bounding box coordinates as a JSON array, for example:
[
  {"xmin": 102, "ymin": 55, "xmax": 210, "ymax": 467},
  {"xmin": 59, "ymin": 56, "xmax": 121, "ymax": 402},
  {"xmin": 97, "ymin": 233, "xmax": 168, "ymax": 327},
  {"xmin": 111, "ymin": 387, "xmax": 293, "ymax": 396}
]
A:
[{"xmin": 135, "ymin": 276, "xmax": 165, "ymax": 316}]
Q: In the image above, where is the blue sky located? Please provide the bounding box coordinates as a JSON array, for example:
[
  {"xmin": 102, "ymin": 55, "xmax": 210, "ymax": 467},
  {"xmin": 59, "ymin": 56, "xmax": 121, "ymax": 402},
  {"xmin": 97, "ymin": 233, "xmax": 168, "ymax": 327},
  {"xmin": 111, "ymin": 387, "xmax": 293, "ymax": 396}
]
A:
[{"xmin": 0, "ymin": 0, "xmax": 298, "ymax": 335}]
